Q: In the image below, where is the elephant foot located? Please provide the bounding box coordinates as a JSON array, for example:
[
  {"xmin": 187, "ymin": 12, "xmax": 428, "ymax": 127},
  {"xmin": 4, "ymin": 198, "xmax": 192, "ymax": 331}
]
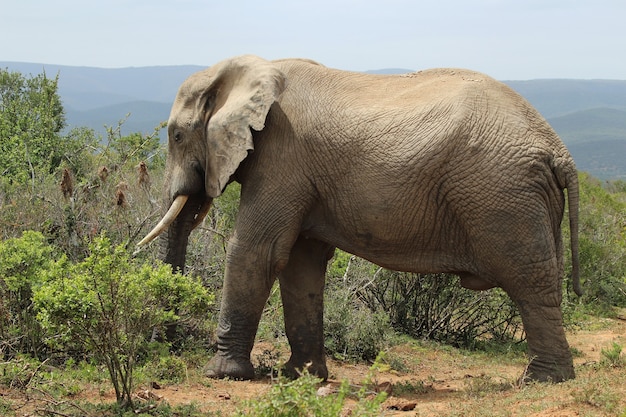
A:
[
  {"xmin": 204, "ymin": 352, "xmax": 255, "ymax": 380},
  {"xmin": 282, "ymin": 357, "xmax": 328, "ymax": 381},
  {"xmin": 521, "ymin": 358, "xmax": 575, "ymax": 383}
]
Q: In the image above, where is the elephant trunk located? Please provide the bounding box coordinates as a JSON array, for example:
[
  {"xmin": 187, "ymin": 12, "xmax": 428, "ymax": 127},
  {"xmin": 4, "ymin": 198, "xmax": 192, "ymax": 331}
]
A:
[
  {"xmin": 161, "ymin": 196, "xmax": 212, "ymax": 271},
  {"xmin": 150, "ymin": 195, "xmax": 211, "ymax": 344},
  {"xmin": 159, "ymin": 217, "xmax": 192, "ymax": 273},
  {"xmin": 137, "ymin": 194, "xmax": 212, "ymax": 273}
]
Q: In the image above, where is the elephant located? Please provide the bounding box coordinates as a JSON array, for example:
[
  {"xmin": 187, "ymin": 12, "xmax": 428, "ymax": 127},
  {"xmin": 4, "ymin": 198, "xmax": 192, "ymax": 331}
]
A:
[{"xmin": 138, "ymin": 54, "xmax": 581, "ymax": 383}]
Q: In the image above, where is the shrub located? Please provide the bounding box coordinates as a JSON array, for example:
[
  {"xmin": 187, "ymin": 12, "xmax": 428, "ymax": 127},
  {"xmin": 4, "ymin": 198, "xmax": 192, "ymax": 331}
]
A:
[
  {"xmin": 600, "ymin": 342, "xmax": 624, "ymax": 368},
  {"xmin": 0, "ymin": 69, "xmax": 65, "ymax": 187},
  {"xmin": 235, "ymin": 369, "xmax": 387, "ymax": 417},
  {"xmin": 330, "ymin": 255, "xmax": 524, "ymax": 349},
  {"xmin": 562, "ymin": 173, "xmax": 626, "ymax": 316},
  {"xmin": 33, "ymin": 234, "xmax": 214, "ymax": 408},
  {"xmin": 0, "ymin": 231, "xmax": 56, "ymax": 358},
  {"xmin": 148, "ymin": 355, "xmax": 188, "ymax": 384},
  {"xmin": 324, "ymin": 282, "xmax": 392, "ymax": 362}
]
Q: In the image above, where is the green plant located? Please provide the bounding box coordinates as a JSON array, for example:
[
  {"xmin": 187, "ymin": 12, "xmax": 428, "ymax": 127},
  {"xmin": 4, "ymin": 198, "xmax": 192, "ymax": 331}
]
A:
[
  {"xmin": 236, "ymin": 371, "xmax": 346, "ymax": 417},
  {"xmin": 0, "ymin": 397, "xmax": 15, "ymax": 417},
  {"xmin": 571, "ymin": 376, "xmax": 621, "ymax": 413},
  {"xmin": 0, "ymin": 231, "xmax": 56, "ymax": 357},
  {"xmin": 148, "ymin": 355, "xmax": 188, "ymax": 384},
  {"xmin": 392, "ymin": 378, "xmax": 433, "ymax": 395},
  {"xmin": 33, "ymin": 235, "xmax": 214, "ymax": 409},
  {"xmin": 0, "ymin": 354, "xmax": 45, "ymax": 389},
  {"xmin": 463, "ymin": 374, "xmax": 513, "ymax": 399},
  {"xmin": 332, "ymin": 255, "xmax": 524, "ymax": 350},
  {"xmin": 0, "ymin": 69, "xmax": 65, "ymax": 187},
  {"xmin": 600, "ymin": 342, "xmax": 624, "ymax": 368},
  {"xmin": 235, "ymin": 368, "xmax": 386, "ymax": 417},
  {"xmin": 324, "ymin": 282, "xmax": 391, "ymax": 362}
]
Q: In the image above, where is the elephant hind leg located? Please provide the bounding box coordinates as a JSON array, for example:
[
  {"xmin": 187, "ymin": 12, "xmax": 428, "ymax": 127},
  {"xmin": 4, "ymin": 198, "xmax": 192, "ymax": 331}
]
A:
[
  {"xmin": 501, "ymin": 260, "xmax": 574, "ymax": 382},
  {"xmin": 515, "ymin": 299, "xmax": 575, "ymax": 382},
  {"xmin": 278, "ymin": 236, "xmax": 334, "ymax": 380}
]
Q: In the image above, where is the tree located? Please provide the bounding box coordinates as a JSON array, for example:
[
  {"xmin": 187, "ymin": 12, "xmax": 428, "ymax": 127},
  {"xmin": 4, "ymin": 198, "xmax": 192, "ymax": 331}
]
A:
[{"xmin": 0, "ymin": 69, "xmax": 66, "ymax": 187}]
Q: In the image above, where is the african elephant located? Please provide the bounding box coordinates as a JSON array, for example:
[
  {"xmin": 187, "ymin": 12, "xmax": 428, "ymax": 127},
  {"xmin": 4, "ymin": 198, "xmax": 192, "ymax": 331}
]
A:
[{"xmin": 138, "ymin": 55, "xmax": 580, "ymax": 383}]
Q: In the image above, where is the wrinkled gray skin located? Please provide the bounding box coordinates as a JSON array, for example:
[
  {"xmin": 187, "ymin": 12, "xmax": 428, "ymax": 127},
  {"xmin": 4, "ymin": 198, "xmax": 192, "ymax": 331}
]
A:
[{"xmin": 147, "ymin": 55, "xmax": 580, "ymax": 383}]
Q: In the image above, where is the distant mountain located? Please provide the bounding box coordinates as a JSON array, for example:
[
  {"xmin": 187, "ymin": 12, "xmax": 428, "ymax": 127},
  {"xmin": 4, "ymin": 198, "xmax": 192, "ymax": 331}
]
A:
[
  {"xmin": 548, "ymin": 108, "xmax": 626, "ymax": 144},
  {"xmin": 1, "ymin": 61, "xmax": 202, "ymax": 138},
  {"xmin": 545, "ymin": 108, "xmax": 626, "ymax": 180},
  {"xmin": 65, "ymin": 101, "xmax": 172, "ymax": 135},
  {"xmin": 1, "ymin": 62, "xmax": 203, "ymax": 108},
  {"xmin": 504, "ymin": 79, "xmax": 626, "ymax": 118},
  {"xmin": 2, "ymin": 62, "xmax": 625, "ymax": 180}
]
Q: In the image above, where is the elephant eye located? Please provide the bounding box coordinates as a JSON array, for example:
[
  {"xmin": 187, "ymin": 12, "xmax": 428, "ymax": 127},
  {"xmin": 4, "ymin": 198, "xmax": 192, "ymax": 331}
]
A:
[{"xmin": 173, "ymin": 132, "xmax": 182, "ymax": 143}]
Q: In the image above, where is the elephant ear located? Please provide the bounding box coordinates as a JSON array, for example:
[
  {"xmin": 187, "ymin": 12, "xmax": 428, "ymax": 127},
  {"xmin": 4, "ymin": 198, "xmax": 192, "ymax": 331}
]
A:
[{"xmin": 201, "ymin": 55, "xmax": 286, "ymax": 197}]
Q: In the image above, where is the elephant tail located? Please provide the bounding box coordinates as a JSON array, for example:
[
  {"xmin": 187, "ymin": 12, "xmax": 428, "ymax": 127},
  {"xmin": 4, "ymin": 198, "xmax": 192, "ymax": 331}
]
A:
[
  {"xmin": 567, "ymin": 169, "xmax": 582, "ymax": 296},
  {"xmin": 555, "ymin": 156, "xmax": 582, "ymax": 296}
]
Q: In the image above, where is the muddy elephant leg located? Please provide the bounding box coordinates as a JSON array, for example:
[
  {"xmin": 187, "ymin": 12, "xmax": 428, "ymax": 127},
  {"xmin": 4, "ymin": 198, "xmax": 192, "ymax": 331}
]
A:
[
  {"xmin": 278, "ymin": 237, "xmax": 334, "ymax": 380},
  {"xmin": 503, "ymin": 263, "xmax": 575, "ymax": 382},
  {"xmin": 204, "ymin": 238, "xmax": 275, "ymax": 380}
]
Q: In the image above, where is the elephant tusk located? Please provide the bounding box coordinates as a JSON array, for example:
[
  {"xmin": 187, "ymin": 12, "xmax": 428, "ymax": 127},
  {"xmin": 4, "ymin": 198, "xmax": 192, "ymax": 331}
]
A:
[{"xmin": 137, "ymin": 195, "xmax": 189, "ymax": 247}]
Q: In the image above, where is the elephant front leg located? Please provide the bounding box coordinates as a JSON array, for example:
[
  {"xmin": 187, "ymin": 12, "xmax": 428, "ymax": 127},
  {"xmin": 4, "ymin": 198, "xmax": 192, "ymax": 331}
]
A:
[
  {"xmin": 278, "ymin": 237, "xmax": 334, "ymax": 380},
  {"xmin": 204, "ymin": 240, "xmax": 275, "ymax": 380}
]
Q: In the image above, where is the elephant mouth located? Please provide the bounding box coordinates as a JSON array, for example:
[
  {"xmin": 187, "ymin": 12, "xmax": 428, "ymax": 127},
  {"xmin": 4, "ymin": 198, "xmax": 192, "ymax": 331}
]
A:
[{"xmin": 136, "ymin": 195, "xmax": 212, "ymax": 247}]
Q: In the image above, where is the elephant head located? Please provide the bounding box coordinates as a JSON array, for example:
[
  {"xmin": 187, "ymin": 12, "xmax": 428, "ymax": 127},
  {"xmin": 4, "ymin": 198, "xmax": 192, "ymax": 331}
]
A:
[{"xmin": 137, "ymin": 56, "xmax": 287, "ymax": 264}]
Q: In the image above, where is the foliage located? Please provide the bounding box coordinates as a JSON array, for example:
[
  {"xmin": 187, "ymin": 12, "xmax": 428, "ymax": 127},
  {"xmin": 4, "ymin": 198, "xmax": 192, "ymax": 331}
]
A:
[
  {"xmin": 329, "ymin": 255, "xmax": 523, "ymax": 349},
  {"xmin": 571, "ymin": 375, "xmax": 622, "ymax": 414},
  {"xmin": 0, "ymin": 129, "xmax": 166, "ymax": 266},
  {"xmin": 600, "ymin": 342, "xmax": 625, "ymax": 368},
  {"xmin": 0, "ymin": 69, "xmax": 65, "ymax": 187},
  {"xmin": 324, "ymin": 280, "xmax": 391, "ymax": 361},
  {"xmin": 235, "ymin": 368, "xmax": 386, "ymax": 417},
  {"xmin": 0, "ymin": 231, "xmax": 56, "ymax": 357},
  {"xmin": 33, "ymin": 235, "xmax": 214, "ymax": 408},
  {"xmin": 147, "ymin": 354, "xmax": 189, "ymax": 384},
  {"xmin": 0, "ymin": 354, "xmax": 46, "ymax": 389},
  {"xmin": 101, "ymin": 117, "xmax": 166, "ymax": 169},
  {"xmin": 565, "ymin": 173, "xmax": 626, "ymax": 312}
]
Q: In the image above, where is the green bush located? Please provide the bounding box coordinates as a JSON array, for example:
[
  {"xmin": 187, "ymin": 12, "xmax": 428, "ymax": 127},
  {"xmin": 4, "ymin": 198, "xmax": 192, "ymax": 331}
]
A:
[
  {"xmin": 564, "ymin": 173, "xmax": 626, "ymax": 313},
  {"xmin": 0, "ymin": 69, "xmax": 65, "ymax": 186},
  {"xmin": 324, "ymin": 281, "xmax": 391, "ymax": 362},
  {"xmin": 600, "ymin": 342, "xmax": 625, "ymax": 368},
  {"xmin": 328, "ymin": 255, "xmax": 523, "ymax": 350},
  {"xmin": 33, "ymin": 234, "xmax": 214, "ymax": 408},
  {"xmin": 148, "ymin": 355, "xmax": 188, "ymax": 384},
  {"xmin": 235, "ymin": 369, "xmax": 386, "ymax": 417},
  {"xmin": 0, "ymin": 231, "xmax": 56, "ymax": 358}
]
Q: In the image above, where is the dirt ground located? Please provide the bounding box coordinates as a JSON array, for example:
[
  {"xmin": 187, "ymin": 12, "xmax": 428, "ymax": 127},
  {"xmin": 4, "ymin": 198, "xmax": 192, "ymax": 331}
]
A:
[
  {"xmin": 144, "ymin": 316, "xmax": 626, "ymax": 416},
  {"xmin": 2, "ymin": 316, "xmax": 625, "ymax": 416}
]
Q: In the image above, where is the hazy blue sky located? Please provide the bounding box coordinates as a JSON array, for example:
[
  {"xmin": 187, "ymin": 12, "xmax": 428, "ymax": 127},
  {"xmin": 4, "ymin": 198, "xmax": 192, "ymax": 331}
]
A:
[{"xmin": 1, "ymin": 0, "xmax": 624, "ymax": 80}]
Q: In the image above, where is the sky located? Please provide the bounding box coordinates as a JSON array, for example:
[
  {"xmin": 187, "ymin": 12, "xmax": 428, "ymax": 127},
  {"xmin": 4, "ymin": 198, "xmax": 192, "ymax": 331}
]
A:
[{"xmin": 1, "ymin": 0, "xmax": 625, "ymax": 80}]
